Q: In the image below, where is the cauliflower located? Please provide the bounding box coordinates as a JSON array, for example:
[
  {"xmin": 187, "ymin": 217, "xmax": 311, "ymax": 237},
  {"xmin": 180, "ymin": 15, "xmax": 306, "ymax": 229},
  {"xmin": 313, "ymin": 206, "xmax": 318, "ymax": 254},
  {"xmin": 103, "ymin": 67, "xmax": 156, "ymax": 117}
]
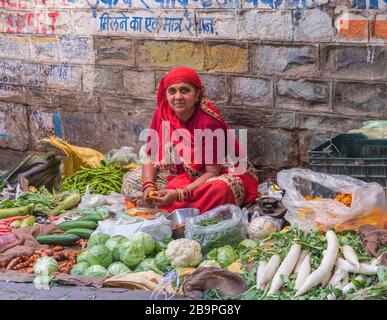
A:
[
  {"xmin": 247, "ymin": 216, "xmax": 277, "ymax": 241},
  {"xmin": 165, "ymin": 239, "xmax": 202, "ymax": 268}
]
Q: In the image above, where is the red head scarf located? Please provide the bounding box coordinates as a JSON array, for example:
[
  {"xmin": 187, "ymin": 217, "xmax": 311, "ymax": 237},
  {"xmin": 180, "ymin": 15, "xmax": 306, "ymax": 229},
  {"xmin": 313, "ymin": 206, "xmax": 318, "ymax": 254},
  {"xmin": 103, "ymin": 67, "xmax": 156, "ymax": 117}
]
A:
[{"xmin": 148, "ymin": 67, "xmax": 245, "ymax": 172}]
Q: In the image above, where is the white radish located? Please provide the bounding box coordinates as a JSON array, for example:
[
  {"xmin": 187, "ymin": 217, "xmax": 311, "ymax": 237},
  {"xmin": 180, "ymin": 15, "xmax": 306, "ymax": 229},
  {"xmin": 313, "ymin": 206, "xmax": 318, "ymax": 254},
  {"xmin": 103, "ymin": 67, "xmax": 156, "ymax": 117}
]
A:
[
  {"xmin": 342, "ymin": 258, "xmax": 380, "ymax": 295},
  {"xmin": 342, "ymin": 245, "xmax": 360, "ymax": 270},
  {"xmin": 268, "ymin": 243, "xmax": 301, "ymax": 295},
  {"xmin": 327, "ymin": 293, "xmax": 336, "ymax": 300},
  {"xmin": 256, "ymin": 261, "xmax": 268, "ymax": 289},
  {"xmin": 321, "ymin": 271, "xmax": 332, "ymax": 287},
  {"xmin": 295, "ymin": 230, "xmax": 339, "ymax": 297},
  {"xmin": 295, "ymin": 254, "xmax": 311, "ymax": 290},
  {"xmin": 259, "ymin": 254, "xmax": 282, "ymax": 288},
  {"xmin": 294, "ymin": 250, "xmax": 308, "ymax": 274},
  {"xmin": 336, "ymin": 257, "xmax": 379, "ymax": 275},
  {"xmin": 328, "ymin": 267, "xmax": 348, "ymax": 288}
]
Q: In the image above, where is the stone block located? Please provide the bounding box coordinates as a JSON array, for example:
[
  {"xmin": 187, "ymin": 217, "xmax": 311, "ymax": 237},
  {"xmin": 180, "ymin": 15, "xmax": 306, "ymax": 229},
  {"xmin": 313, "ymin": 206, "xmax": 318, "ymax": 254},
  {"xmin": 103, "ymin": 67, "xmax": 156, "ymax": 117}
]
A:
[
  {"xmin": 372, "ymin": 14, "xmax": 387, "ymax": 41},
  {"xmin": 46, "ymin": 63, "xmax": 82, "ymax": 90},
  {"xmin": 334, "ymin": 81, "xmax": 387, "ymax": 117},
  {"xmin": 30, "ymin": 36, "xmax": 60, "ymax": 63},
  {"xmin": 18, "ymin": 62, "xmax": 47, "ymax": 91},
  {"xmin": 59, "ymin": 91, "xmax": 100, "ymax": 112},
  {"xmin": 29, "ymin": 109, "xmax": 57, "ymax": 148},
  {"xmin": 123, "ymin": 70, "xmax": 156, "ymax": 97},
  {"xmin": 196, "ymin": 10, "xmax": 237, "ymax": 39},
  {"xmin": 204, "ymin": 43, "xmax": 248, "ymax": 72},
  {"xmin": 294, "ymin": 9, "xmax": 333, "ymax": 42},
  {"xmin": 297, "ymin": 113, "xmax": 367, "ymax": 131},
  {"xmin": 71, "ymin": 10, "xmax": 106, "ymax": 36},
  {"xmin": 0, "ymin": 60, "xmax": 26, "ymax": 104},
  {"xmin": 26, "ymin": 90, "xmax": 60, "ymax": 109},
  {"xmin": 231, "ymin": 77, "xmax": 273, "ymax": 107},
  {"xmin": 95, "ymin": 37, "xmax": 135, "ymax": 66},
  {"xmin": 247, "ymin": 128, "xmax": 299, "ymax": 168},
  {"xmin": 321, "ymin": 45, "xmax": 386, "ymax": 80},
  {"xmin": 0, "ymin": 149, "xmax": 26, "ymax": 171},
  {"xmin": 334, "ymin": 13, "xmax": 369, "ymax": 42},
  {"xmin": 136, "ymin": 40, "xmax": 204, "ymax": 70},
  {"xmin": 158, "ymin": 10, "xmax": 196, "ymax": 39},
  {"xmin": 0, "ymin": 102, "xmax": 29, "ymax": 151},
  {"xmin": 199, "ymin": 74, "xmax": 229, "ymax": 104},
  {"xmin": 58, "ymin": 36, "xmax": 95, "ymax": 64},
  {"xmin": 238, "ymin": 10, "xmax": 293, "ymax": 41},
  {"xmin": 218, "ymin": 106, "xmax": 296, "ymax": 129},
  {"xmin": 251, "ymin": 44, "xmax": 318, "ymax": 76},
  {"xmin": 0, "ymin": 34, "xmax": 30, "ymax": 60},
  {"xmin": 276, "ymin": 79, "xmax": 331, "ymax": 112},
  {"xmin": 82, "ymin": 66, "xmax": 122, "ymax": 92}
]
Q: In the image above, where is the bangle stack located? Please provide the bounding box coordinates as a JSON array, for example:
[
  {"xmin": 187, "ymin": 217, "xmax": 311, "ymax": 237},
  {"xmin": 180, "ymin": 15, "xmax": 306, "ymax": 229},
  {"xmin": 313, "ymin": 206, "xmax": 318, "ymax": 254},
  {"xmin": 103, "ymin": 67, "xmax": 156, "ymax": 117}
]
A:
[
  {"xmin": 175, "ymin": 187, "xmax": 192, "ymax": 202},
  {"xmin": 142, "ymin": 181, "xmax": 156, "ymax": 193}
]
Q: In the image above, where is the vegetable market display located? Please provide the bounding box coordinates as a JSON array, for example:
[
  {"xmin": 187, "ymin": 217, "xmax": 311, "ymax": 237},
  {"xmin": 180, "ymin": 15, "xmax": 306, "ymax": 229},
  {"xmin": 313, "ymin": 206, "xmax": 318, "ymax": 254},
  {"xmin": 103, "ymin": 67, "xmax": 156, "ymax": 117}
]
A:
[{"xmin": 0, "ymin": 152, "xmax": 385, "ymax": 300}]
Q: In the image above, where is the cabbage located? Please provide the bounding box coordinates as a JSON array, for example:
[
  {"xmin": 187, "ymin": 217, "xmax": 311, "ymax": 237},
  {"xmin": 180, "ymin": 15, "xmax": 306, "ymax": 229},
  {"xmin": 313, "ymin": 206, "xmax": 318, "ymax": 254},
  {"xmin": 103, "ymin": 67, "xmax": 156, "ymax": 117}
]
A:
[
  {"xmin": 154, "ymin": 251, "xmax": 171, "ymax": 273},
  {"xmin": 33, "ymin": 257, "xmax": 58, "ymax": 275},
  {"xmin": 129, "ymin": 232, "xmax": 155, "ymax": 256},
  {"xmin": 198, "ymin": 260, "xmax": 221, "ymax": 268},
  {"xmin": 84, "ymin": 265, "xmax": 108, "ymax": 277},
  {"xmin": 33, "ymin": 275, "xmax": 54, "ymax": 290},
  {"xmin": 216, "ymin": 245, "xmax": 238, "ymax": 268},
  {"xmin": 77, "ymin": 251, "xmax": 89, "ymax": 263},
  {"xmin": 88, "ymin": 232, "xmax": 110, "ymax": 248},
  {"xmin": 154, "ymin": 238, "xmax": 173, "ymax": 254},
  {"xmin": 70, "ymin": 262, "xmax": 90, "ymax": 275},
  {"xmin": 86, "ymin": 245, "xmax": 113, "ymax": 268},
  {"xmin": 206, "ymin": 248, "xmax": 218, "ymax": 261},
  {"xmin": 235, "ymin": 239, "xmax": 258, "ymax": 252},
  {"xmin": 107, "ymin": 262, "xmax": 131, "ymax": 276},
  {"xmin": 105, "ymin": 236, "xmax": 127, "ymax": 261},
  {"xmin": 119, "ymin": 240, "xmax": 145, "ymax": 267},
  {"xmin": 134, "ymin": 258, "xmax": 162, "ymax": 274}
]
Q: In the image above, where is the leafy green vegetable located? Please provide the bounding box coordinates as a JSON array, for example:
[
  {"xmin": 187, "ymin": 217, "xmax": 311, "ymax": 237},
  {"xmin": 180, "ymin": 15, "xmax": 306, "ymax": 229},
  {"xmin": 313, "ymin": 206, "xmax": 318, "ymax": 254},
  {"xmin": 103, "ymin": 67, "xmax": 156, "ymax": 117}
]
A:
[
  {"xmin": 70, "ymin": 262, "xmax": 90, "ymax": 275},
  {"xmin": 105, "ymin": 236, "xmax": 128, "ymax": 261},
  {"xmin": 33, "ymin": 257, "xmax": 58, "ymax": 276},
  {"xmin": 86, "ymin": 245, "xmax": 113, "ymax": 268},
  {"xmin": 129, "ymin": 232, "xmax": 155, "ymax": 256},
  {"xmin": 119, "ymin": 240, "xmax": 145, "ymax": 267},
  {"xmin": 84, "ymin": 265, "xmax": 108, "ymax": 277},
  {"xmin": 88, "ymin": 232, "xmax": 110, "ymax": 248},
  {"xmin": 107, "ymin": 262, "xmax": 131, "ymax": 276}
]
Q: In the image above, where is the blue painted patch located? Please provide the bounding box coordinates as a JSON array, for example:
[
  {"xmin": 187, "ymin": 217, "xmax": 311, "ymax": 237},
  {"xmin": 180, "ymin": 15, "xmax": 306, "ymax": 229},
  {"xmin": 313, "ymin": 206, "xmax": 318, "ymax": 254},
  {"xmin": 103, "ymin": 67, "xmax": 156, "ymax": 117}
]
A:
[{"xmin": 53, "ymin": 113, "xmax": 62, "ymax": 138}]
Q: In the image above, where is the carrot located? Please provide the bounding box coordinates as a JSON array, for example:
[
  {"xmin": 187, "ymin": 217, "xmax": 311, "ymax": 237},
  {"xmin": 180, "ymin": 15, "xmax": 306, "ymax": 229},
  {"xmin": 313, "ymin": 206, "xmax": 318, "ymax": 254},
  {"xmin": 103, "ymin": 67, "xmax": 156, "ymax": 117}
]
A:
[
  {"xmin": 6, "ymin": 257, "xmax": 22, "ymax": 270},
  {"xmin": 268, "ymin": 243, "xmax": 301, "ymax": 295},
  {"xmin": 0, "ymin": 215, "xmax": 29, "ymax": 225},
  {"xmin": 295, "ymin": 230, "xmax": 339, "ymax": 297},
  {"xmin": 53, "ymin": 245, "xmax": 62, "ymax": 252}
]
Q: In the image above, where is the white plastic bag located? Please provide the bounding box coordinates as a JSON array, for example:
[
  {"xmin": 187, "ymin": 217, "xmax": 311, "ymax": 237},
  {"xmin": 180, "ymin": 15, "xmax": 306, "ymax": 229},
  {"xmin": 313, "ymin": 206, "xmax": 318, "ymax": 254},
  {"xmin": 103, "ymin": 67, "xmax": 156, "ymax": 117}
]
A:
[
  {"xmin": 93, "ymin": 216, "xmax": 172, "ymax": 241},
  {"xmin": 277, "ymin": 168, "xmax": 387, "ymax": 231}
]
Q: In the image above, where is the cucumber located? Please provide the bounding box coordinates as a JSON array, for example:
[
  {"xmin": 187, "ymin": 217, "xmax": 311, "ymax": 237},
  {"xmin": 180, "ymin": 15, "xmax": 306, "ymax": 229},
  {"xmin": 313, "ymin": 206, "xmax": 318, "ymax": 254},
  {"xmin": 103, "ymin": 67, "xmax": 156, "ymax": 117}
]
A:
[
  {"xmin": 0, "ymin": 204, "xmax": 35, "ymax": 219},
  {"xmin": 77, "ymin": 214, "xmax": 104, "ymax": 222},
  {"xmin": 65, "ymin": 228, "xmax": 94, "ymax": 239},
  {"xmin": 20, "ymin": 216, "xmax": 36, "ymax": 228},
  {"xmin": 57, "ymin": 220, "xmax": 98, "ymax": 231},
  {"xmin": 36, "ymin": 234, "xmax": 80, "ymax": 245}
]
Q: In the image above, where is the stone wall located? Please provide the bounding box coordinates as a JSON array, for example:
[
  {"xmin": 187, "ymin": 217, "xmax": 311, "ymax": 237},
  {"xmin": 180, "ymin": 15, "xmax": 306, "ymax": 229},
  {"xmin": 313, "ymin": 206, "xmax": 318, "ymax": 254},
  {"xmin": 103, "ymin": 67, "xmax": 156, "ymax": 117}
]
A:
[{"xmin": 0, "ymin": 0, "xmax": 386, "ymax": 178}]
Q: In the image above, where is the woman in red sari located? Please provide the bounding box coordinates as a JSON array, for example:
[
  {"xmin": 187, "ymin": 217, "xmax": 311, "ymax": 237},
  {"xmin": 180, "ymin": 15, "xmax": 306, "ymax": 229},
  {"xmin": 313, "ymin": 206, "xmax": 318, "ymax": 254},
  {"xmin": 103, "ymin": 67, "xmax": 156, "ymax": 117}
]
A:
[{"xmin": 142, "ymin": 67, "xmax": 258, "ymax": 213}]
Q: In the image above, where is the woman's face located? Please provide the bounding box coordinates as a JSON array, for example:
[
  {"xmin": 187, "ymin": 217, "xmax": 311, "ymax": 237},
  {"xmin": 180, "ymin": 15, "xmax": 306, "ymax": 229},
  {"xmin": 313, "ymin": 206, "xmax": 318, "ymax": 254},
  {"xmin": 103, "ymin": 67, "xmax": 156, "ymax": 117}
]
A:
[{"xmin": 166, "ymin": 82, "xmax": 199, "ymax": 121}]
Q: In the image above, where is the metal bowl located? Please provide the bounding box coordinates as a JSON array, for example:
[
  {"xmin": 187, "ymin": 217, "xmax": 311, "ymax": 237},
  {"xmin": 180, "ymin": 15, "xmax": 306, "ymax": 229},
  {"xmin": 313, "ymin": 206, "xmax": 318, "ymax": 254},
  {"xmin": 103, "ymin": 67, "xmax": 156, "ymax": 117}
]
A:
[
  {"xmin": 166, "ymin": 208, "xmax": 200, "ymax": 224},
  {"xmin": 166, "ymin": 208, "xmax": 200, "ymax": 239}
]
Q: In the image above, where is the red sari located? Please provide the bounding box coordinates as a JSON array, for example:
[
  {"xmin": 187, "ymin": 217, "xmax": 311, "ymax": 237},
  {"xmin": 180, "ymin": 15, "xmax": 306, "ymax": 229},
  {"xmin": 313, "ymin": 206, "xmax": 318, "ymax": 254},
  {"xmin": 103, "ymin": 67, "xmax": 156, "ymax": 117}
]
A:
[{"xmin": 146, "ymin": 67, "xmax": 258, "ymax": 213}]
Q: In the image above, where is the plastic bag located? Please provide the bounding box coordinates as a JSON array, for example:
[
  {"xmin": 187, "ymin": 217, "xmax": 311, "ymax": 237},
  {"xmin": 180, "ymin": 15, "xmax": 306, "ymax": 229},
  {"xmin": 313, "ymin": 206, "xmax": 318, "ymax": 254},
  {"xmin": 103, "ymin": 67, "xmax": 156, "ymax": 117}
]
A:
[
  {"xmin": 104, "ymin": 147, "xmax": 139, "ymax": 167},
  {"xmin": 93, "ymin": 216, "xmax": 172, "ymax": 241},
  {"xmin": 78, "ymin": 191, "xmax": 126, "ymax": 215},
  {"xmin": 277, "ymin": 168, "xmax": 387, "ymax": 232},
  {"xmin": 185, "ymin": 204, "xmax": 247, "ymax": 254},
  {"xmin": 246, "ymin": 214, "xmax": 283, "ymax": 241}
]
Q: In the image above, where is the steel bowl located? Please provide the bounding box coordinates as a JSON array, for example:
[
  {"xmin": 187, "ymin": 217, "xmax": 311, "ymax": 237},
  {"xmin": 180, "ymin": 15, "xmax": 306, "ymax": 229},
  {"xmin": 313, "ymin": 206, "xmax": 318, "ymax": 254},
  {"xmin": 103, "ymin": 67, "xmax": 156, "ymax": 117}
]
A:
[
  {"xmin": 166, "ymin": 208, "xmax": 200, "ymax": 224},
  {"xmin": 166, "ymin": 208, "xmax": 200, "ymax": 238}
]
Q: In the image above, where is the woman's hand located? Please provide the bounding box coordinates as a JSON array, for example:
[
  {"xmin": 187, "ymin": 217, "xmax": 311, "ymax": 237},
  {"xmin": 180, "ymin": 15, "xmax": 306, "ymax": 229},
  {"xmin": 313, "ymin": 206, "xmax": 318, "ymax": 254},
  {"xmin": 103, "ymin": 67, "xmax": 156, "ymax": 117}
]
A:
[
  {"xmin": 149, "ymin": 189, "xmax": 178, "ymax": 207},
  {"xmin": 142, "ymin": 187, "xmax": 157, "ymax": 206}
]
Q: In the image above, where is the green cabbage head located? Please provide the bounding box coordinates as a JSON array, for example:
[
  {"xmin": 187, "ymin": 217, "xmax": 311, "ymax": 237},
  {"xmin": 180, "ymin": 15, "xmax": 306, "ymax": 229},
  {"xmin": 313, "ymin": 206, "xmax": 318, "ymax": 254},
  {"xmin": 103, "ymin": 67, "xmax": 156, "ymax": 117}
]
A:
[
  {"xmin": 70, "ymin": 262, "xmax": 90, "ymax": 275},
  {"xmin": 134, "ymin": 258, "xmax": 162, "ymax": 274},
  {"xmin": 84, "ymin": 265, "xmax": 108, "ymax": 277},
  {"xmin": 154, "ymin": 251, "xmax": 171, "ymax": 273},
  {"xmin": 129, "ymin": 232, "xmax": 155, "ymax": 255},
  {"xmin": 105, "ymin": 235, "xmax": 128, "ymax": 261},
  {"xmin": 86, "ymin": 244, "xmax": 113, "ymax": 268},
  {"xmin": 88, "ymin": 232, "xmax": 110, "ymax": 248},
  {"xmin": 119, "ymin": 240, "xmax": 145, "ymax": 267},
  {"xmin": 107, "ymin": 262, "xmax": 131, "ymax": 276}
]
